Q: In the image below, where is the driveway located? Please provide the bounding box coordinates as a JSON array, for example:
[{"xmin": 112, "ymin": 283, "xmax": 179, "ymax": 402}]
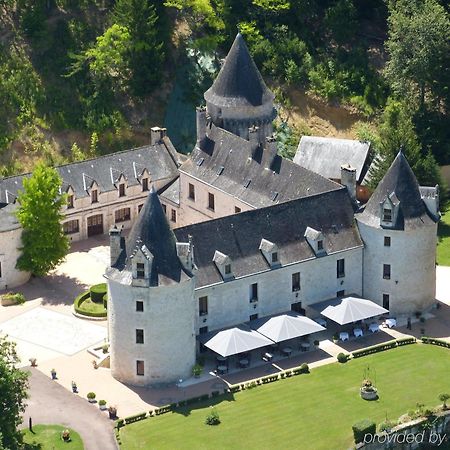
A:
[{"xmin": 22, "ymin": 368, "xmax": 117, "ymax": 450}]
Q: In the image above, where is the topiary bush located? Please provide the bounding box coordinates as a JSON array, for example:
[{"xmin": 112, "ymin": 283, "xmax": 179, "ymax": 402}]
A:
[
  {"xmin": 205, "ymin": 408, "xmax": 220, "ymax": 426},
  {"xmin": 300, "ymin": 363, "xmax": 309, "ymax": 373},
  {"xmin": 90, "ymin": 283, "xmax": 107, "ymax": 303},
  {"xmin": 352, "ymin": 419, "xmax": 376, "ymax": 444},
  {"xmin": 337, "ymin": 352, "xmax": 349, "ymax": 363}
]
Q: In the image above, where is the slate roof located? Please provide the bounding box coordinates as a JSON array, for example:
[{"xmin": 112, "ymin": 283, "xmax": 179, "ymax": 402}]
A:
[
  {"xmin": 0, "ymin": 141, "xmax": 179, "ymax": 203},
  {"xmin": 293, "ymin": 136, "xmax": 371, "ymax": 183},
  {"xmin": 174, "ymin": 188, "xmax": 362, "ymax": 288},
  {"xmin": 159, "ymin": 178, "xmax": 180, "ymax": 205},
  {"xmin": 357, "ymin": 152, "xmax": 437, "ymax": 230},
  {"xmin": 108, "ymin": 188, "xmax": 191, "ymax": 286},
  {"xmin": 180, "ymin": 124, "xmax": 341, "ymax": 208},
  {"xmin": 0, "ymin": 202, "xmax": 21, "ymax": 232},
  {"xmin": 204, "ymin": 33, "xmax": 274, "ymax": 108}
]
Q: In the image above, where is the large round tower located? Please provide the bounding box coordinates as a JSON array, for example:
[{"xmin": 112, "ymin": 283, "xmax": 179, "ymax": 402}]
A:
[
  {"xmin": 356, "ymin": 152, "xmax": 439, "ymax": 315},
  {"xmin": 203, "ymin": 33, "xmax": 276, "ymax": 144},
  {"xmin": 105, "ymin": 188, "xmax": 196, "ymax": 386}
]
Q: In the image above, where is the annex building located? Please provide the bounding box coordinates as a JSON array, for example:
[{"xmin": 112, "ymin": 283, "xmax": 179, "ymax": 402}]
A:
[{"xmin": 0, "ymin": 34, "xmax": 440, "ymax": 386}]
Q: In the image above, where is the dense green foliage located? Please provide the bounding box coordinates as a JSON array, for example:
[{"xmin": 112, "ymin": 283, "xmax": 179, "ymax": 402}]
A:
[
  {"xmin": 0, "ymin": 0, "xmax": 448, "ymax": 181},
  {"xmin": 16, "ymin": 163, "xmax": 69, "ymax": 276},
  {"xmin": 119, "ymin": 345, "xmax": 450, "ymax": 449},
  {"xmin": 437, "ymin": 201, "xmax": 450, "ymax": 266},
  {"xmin": 0, "ymin": 337, "xmax": 29, "ymax": 450}
]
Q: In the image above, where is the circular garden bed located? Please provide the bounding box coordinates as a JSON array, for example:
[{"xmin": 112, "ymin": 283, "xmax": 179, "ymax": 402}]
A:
[{"xmin": 74, "ymin": 283, "xmax": 107, "ymax": 318}]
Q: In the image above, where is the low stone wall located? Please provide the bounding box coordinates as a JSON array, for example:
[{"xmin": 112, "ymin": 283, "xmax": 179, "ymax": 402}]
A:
[{"xmin": 356, "ymin": 410, "xmax": 450, "ymax": 449}]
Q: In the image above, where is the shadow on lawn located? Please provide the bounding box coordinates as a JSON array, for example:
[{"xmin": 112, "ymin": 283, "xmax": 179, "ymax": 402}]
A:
[
  {"xmin": 438, "ymin": 220, "xmax": 450, "ymax": 243},
  {"xmin": 173, "ymin": 392, "xmax": 236, "ymax": 417}
]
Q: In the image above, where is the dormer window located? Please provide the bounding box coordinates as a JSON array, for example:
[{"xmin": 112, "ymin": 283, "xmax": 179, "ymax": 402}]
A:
[
  {"xmin": 213, "ymin": 250, "xmax": 233, "ymax": 280},
  {"xmin": 119, "ymin": 183, "xmax": 126, "ymax": 197},
  {"xmin": 317, "ymin": 240, "xmax": 323, "ymax": 251},
  {"xmin": 383, "ymin": 208, "xmax": 392, "ymax": 222},
  {"xmin": 136, "ymin": 263, "xmax": 145, "ymax": 278},
  {"xmin": 67, "ymin": 194, "xmax": 74, "ymax": 209},
  {"xmin": 259, "ymin": 239, "xmax": 279, "ymax": 267},
  {"xmin": 380, "ymin": 193, "xmax": 399, "ymax": 228},
  {"xmin": 142, "ymin": 178, "xmax": 149, "ymax": 192},
  {"xmin": 304, "ymin": 227, "xmax": 326, "ymax": 256},
  {"xmin": 91, "ymin": 189, "xmax": 98, "ymax": 204}
]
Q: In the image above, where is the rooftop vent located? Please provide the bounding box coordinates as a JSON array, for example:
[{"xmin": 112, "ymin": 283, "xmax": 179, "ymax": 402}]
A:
[
  {"xmin": 271, "ymin": 192, "xmax": 279, "ymax": 202},
  {"xmin": 197, "ymin": 158, "xmax": 204, "ymax": 166},
  {"xmin": 244, "ymin": 179, "xmax": 251, "ymax": 188},
  {"xmin": 216, "ymin": 166, "xmax": 224, "ymax": 175}
]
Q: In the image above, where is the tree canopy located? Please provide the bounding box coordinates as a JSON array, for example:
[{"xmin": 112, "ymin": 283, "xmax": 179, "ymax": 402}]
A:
[
  {"xmin": 0, "ymin": 336, "xmax": 29, "ymax": 450},
  {"xmin": 16, "ymin": 163, "xmax": 69, "ymax": 276}
]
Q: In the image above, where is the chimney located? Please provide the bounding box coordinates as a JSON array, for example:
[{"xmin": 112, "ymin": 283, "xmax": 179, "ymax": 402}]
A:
[
  {"xmin": 150, "ymin": 127, "xmax": 165, "ymax": 145},
  {"xmin": 109, "ymin": 225, "xmax": 123, "ymax": 267},
  {"xmin": 248, "ymin": 125, "xmax": 259, "ymax": 144},
  {"xmin": 341, "ymin": 164, "xmax": 357, "ymax": 201},
  {"xmin": 196, "ymin": 106, "xmax": 207, "ymax": 145}
]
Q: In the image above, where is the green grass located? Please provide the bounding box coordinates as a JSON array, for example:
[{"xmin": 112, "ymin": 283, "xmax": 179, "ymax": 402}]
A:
[
  {"xmin": 438, "ymin": 201, "xmax": 450, "ymax": 265},
  {"xmin": 120, "ymin": 345, "xmax": 450, "ymax": 450},
  {"xmin": 22, "ymin": 425, "xmax": 84, "ymax": 449},
  {"xmin": 78, "ymin": 296, "xmax": 107, "ymax": 315}
]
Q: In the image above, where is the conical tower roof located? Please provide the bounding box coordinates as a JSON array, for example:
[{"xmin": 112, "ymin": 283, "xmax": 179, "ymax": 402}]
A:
[
  {"xmin": 204, "ymin": 33, "xmax": 274, "ymax": 108},
  {"xmin": 123, "ymin": 187, "xmax": 190, "ymax": 285},
  {"xmin": 359, "ymin": 152, "xmax": 435, "ymax": 229}
]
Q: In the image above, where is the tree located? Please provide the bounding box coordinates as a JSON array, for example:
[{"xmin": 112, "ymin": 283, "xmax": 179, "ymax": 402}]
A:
[
  {"xmin": 439, "ymin": 393, "xmax": 450, "ymax": 410},
  {"xmin": 113, "ymin": 0, "xmax": 165, "ymax": 95},
  {"xmin": 367, "ymin": 99, "xmax": 441, "ymax": 188},
  {"xmin": 0, "ymin": 336, "xmax": 29, "ymax": 449},
  {"xmin": 384, "ymin": 0, "xmax": 450, "ymax": 110},
  {"xmin": 16, "ymin": 163, "xmax": 69, "ymax": 276}
]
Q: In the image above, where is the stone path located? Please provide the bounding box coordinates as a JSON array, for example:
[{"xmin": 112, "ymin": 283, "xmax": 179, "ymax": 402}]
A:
[{"xmin": 22, "ymin": 368, "xmax": 117, "ymax": 450}]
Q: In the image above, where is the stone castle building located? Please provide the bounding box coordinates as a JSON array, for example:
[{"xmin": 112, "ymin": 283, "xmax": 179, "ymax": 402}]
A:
[{"xmin": 0, "ymin": 34, "xmax": 440, "ymax": 385}]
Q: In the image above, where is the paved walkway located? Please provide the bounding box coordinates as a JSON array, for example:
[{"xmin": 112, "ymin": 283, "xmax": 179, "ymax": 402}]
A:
[{"xmin": 22, "ymin": 368, "xmax": 117, "ymax": 450}]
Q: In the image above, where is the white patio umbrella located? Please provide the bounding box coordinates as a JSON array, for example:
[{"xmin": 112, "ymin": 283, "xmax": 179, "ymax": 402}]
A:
[
  {"xmin": 202, "ymin": 325, "xmax": 274, "ymax": 357},
  {"xmin": 321, "ymin": 296, "xmax": 388, "ymax": 325},
  {"xmin": 249, "ymin": 312, "xmax": 326, "ymax": 342}
]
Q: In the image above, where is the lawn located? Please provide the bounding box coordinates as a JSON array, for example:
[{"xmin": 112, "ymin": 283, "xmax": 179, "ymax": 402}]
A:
[
  {"xmin": 78, "ymin": 296, "xmax": 107, "ymax": 315},
  {"xmin": 22, "ymin": 425, "xmax": 84, "ymax": 449},
  {"xmin": 438, "ymin": 201, "xmax": 450, "ymax": 265},
  {"xmin": 120, "ymin": 345, "xmax": 450, "ymax": 450}
]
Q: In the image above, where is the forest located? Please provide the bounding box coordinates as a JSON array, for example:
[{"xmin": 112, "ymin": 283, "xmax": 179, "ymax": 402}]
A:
[{"xmin": 0, "ymin": 0, "xmax": 448, "ymax": 188}]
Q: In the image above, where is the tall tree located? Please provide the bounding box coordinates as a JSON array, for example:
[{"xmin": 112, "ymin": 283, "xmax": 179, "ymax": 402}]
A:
[
  {"xmin": 16, "ymin": 163, "xmax": 69, "ymax": 276},
  {"xmin": 113, "ymin": 0, "xmax": 165, "ymax": 95},
  {"xmin": 367, "ymin": 100, "xmax": 441, "ymax": 188},
  {"xmin": 0, "ymin": 337, "xmax": 29, "ymax": 450},
  {"xmin": 384, "ymin": 0, "xmax": 450, "ymax": 110}
]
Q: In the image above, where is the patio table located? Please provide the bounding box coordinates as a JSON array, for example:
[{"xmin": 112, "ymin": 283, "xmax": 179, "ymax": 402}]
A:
[
  {"xmin": 385, "ymin": 318, "xmax": 397, "ymax": 328},
  {"xmin": 217, "ymin": 365, "xmax": 228, "ymax": 374},
  {"xmin": 216, "ymin": 355, "xmax": 227, "ymax": 362},
  {"xmin": 300, "ymin": 342, "xmax": 310, "ymax": 351},
  {"xmin": 282, "ymin": 347, "xmax": 292, "ymax": 356},
  {"xmin": 339, "ymin": 332, "xmax": 349, "ymax": 341},
  {"xmin": 239, "ymin": 359, "xmax": 249, "ymax": 368},
  {"xmin": 353, "ymin": 328, "xmax": 363, "ymax": 338},
  {"xmin": 369, "ymin": 323, "xmax": 379, "ymax": 333}
]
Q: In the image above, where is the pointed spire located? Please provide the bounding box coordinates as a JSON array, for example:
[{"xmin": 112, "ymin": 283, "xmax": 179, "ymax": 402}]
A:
[
  {"xmin": 204, "ymin": 33, "xmax": 274, "ymax": 107},
  {"xmin": 361, "ymin": 151, "xmax": 430, "ymax": 227},
  {"xmin": 124, "ymin": 188, "xmax": 187, "ymax": 284}
]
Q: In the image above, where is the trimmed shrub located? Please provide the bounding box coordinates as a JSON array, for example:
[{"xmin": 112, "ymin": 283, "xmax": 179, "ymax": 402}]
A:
[
  {"xmin": 87, "ymin": 392, "xmax": 96, "ymax": 400},
  {"xmin": 337, "ymin": 352, "xmax": 349, "ymax": 363},
  {"xmin": 74, "ymin": 290, "xmax": 107, "ymax": 318},
  {"xmin": 103, "ymin": 293, "xmax": 107, "ymax": 308},
  {"xmin": 300, "ymin": 363, "xmax": 309, "ymax": 373},
  {"xmin": 124, "ymin": 412, "xmax": 147, "ymax": 424},
  {"xmin": 352, "ymin": 340, "xmax": 397, "ymax": 358},
  {"xmin": 116, "ymin": 419, "xmax": 124, "ymax": 429},
  {"xmin": 1, "ymin": 292, "xmax": 26, "ymax": 306},
  {"xmin": 229, "ymin": 385, "xmax": 240, "ymax": 393},
  {"xmin": 90, "ymin": 283, "xmax": 107, "ymax": 303},
  {"xmin": 422, "ymin": 337, "xmax": 450, "ymax": 349},
  {"xmin": 352, "ymin": 419, "xmax": 376, "ymax": 444},
  {"xmin": 396, "ymin": 337, "xmax": 416, "ymax": 346},
  {"xmin": 205, "ymin": 409, "xmax": 220, "ymax": 425}
]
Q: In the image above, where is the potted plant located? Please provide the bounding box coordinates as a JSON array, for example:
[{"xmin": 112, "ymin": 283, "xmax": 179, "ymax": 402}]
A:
[
  {"xmin": 313, "ymin": 340, "xmax": 320, "ymax": 347},
  {"xmin": 360, "ymin": 379, "xmax": 378, "ymax": 400},
  {"xmin": 192, "ymin": 363, "xmax": 203, "ymax": 378},
  {"xmin": 332, "ymin": 333, "xmax": 339, "ymax": 344},
  {"xmin": 51, "ymin": 369, "xmax": 57, "ymax": 380},
  {"xmin": 71, "ymin": 381, "xmax": 78, "ymax": 393},
  {"xmin": 108, "ymin": 405, "xmax": 118, "ymax": 419},
  {"xmin": 87, "ymin": 392, "xmax": 96, "ymax": 403},
  {"xmin": 61, "ymin": 429, "xmax": 71, "ymax": 442},
  {"xmin": 98, "ymin": 399, "xmax": 107, "ymax": 410},
  {"xmin": 29, "ymin": 358, "xmax": 37, "ymax": 367}
]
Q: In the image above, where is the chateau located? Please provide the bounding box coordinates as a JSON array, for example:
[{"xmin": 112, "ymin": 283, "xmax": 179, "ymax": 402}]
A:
[{"xmin": 0, "ymin": 34, "xmax": 440, "ymax": 387}]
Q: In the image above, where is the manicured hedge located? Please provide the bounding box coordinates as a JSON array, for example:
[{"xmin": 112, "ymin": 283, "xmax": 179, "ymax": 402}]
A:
[
  {"xmin": 352, "ymin": 419, "xmax": 376, "ymax": 444},
  {"xmin": 422, "ymin": 337, "xmax": 450, "ymax": 348},
  {"xmin": 103, "ymin": 293, "xmax": 108, "ymax": 308},
  {"xmin": 124, "ymin": 412, "xmax": 147, "ymax": 424},
  {"xmin": 352, "ymin": 338, "xmax": 416, "ymax": 358},
  {"xmin": 74, "ymin": 290, "xmax": 107, "ymax": 317},
  {"xmin": 90, "ymin": 283, "xmax": 107, "ymax": 303}
]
